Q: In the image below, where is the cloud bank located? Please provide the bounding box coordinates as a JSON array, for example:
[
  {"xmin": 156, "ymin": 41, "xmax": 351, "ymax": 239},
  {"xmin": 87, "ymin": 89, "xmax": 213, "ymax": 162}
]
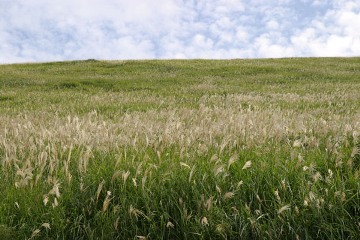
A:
[{"xmin": 1, "ymin": 0, "xmax": 359, "ymax": 63}]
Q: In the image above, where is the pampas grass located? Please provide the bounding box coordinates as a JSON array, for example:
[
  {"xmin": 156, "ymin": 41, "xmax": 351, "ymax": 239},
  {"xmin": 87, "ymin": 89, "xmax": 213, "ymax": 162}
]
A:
[{"xmin": 0, "ymin": 58, "xmax": 359, "ymax": 239}]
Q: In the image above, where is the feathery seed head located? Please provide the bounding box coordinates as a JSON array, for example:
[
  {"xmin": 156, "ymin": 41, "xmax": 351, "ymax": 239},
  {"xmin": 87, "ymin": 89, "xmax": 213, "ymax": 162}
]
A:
[
  {"xmin": 242, "ymin": 161, "xmax": 252, "ymax": 170},
  {"xmin": 277, "ymin": 205, "xmax": 291, "ymax": 214},
  {"xmin": 166, "ymin": 221, "xmax": 175, "ymax": 228},
  {"xmin": 224, "ymin": 192, "xmax": 235, "ymax": 200},
  {"xmin": 201, "ymin": 217, "xmax": 209, "ymax": 226}
]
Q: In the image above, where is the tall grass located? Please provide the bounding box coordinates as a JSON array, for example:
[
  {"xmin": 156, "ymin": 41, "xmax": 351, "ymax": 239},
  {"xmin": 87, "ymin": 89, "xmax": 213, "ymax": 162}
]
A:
[{"xmin": 0, "ymin": 58, "xmax": 360, "ymax": 239}]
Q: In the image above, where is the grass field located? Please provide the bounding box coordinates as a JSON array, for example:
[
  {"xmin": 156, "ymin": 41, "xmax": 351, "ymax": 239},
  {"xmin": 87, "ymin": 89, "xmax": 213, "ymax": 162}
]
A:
[{"xmin": 0, "ymin": 58, "xmax": 359, "ymax": 239}]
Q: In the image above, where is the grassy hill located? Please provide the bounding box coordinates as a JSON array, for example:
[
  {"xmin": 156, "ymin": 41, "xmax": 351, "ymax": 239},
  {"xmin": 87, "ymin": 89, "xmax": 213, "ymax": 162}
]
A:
[{"xmin": 0, "ymin": 58, "xmax": 360, "ymax": 239}]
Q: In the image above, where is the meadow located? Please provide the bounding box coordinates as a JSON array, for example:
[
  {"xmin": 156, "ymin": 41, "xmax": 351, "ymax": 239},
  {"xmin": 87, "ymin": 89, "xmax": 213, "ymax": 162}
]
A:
[{"xmin": 0, "ymin": 58, "xmax": 359, "ymax": 239}]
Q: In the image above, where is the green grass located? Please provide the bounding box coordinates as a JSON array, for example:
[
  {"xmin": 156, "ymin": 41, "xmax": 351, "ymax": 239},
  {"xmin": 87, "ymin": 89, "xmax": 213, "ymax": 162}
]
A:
[{"xmin": 0, "ymin": 58, "xmax": 360, "ymax": 239}]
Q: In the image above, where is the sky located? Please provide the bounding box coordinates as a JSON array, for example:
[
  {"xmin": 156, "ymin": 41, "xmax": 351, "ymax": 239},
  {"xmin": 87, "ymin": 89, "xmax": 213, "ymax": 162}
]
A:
[{"xmin": 1, "ymin": 0, "xmax": 360, "ymax": 63}]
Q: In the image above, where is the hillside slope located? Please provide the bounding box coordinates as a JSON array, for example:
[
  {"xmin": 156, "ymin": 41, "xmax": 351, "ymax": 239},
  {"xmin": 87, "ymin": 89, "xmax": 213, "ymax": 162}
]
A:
[{"xmin": 0, "ymin": 58, "xmax": 360, "ymax": 239}]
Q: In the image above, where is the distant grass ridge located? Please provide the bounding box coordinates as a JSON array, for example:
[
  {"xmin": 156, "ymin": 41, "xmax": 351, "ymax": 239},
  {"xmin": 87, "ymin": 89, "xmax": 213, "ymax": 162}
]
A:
[{"xmin": 0, "ymin": 58, "xmax": 360, "ymax": 239}]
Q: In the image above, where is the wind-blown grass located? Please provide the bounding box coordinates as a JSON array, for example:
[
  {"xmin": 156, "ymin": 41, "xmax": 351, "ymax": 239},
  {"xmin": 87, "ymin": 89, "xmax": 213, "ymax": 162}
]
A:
[{"xmin": 0, "ymin": 58, "xmax": 360, "ymax": 239}]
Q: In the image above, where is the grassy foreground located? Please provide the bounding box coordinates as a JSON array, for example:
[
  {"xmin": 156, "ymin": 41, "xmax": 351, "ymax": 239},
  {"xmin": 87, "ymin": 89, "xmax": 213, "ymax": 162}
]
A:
[{"xmin": 0, "ymin": 58, "xmax": 359, "ymax": 239}]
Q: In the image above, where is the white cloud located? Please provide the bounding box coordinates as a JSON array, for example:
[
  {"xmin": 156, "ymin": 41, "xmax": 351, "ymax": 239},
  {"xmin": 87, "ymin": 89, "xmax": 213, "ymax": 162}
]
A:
[
  {"xmin": 0, "ymin": 0, "xmax": 359, "ymax": 63},
  {"xmin": 235, "ymin": 27, "xmax": 249, "ymax": 42},
  {"xmin": 288, "ymin": 0, "xmax": 360, "ymax": 57},
  {"xmin": 266, "ymin": 20, "xmax": 280, "ymax": 30}
]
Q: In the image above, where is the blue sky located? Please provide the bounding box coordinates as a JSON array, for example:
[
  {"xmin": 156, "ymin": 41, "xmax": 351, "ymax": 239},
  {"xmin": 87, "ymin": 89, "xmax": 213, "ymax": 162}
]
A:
[{"xmin": 1, "ymin": 0, "xmax": 359, "ymax": 63}]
